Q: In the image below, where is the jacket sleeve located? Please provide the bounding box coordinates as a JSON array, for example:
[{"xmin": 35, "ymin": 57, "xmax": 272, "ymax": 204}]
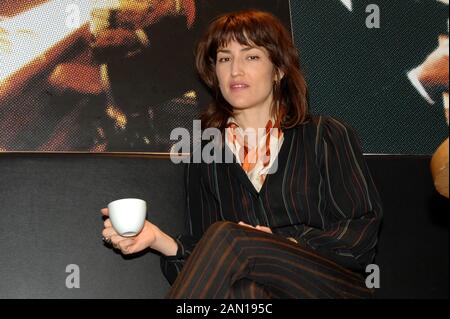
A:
[
  {"xmin": 293, "ymin": 117, "xmax": 383, "ymax": 272},
  {"xmin": 160, "ymin": 160, "xmax": 203, "ymax": 285}
]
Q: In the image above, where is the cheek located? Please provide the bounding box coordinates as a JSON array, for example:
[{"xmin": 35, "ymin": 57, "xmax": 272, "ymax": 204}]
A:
[
  {"xmin": 215, "ymin": 68, "xmax": 226, "ymax": 87},
  {"xmin": 216, "ymin": 75, "xmax": 230, "ymax": 98},
  {"xmin": 260, "ymin": 71, "xmax": 276, "ymax": 93}
]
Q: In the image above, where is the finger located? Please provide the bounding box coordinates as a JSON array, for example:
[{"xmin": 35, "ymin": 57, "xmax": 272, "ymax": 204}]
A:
[
  {"xmin": 256, "ymin": 226, "xmax": 273, "ymax": 234},
  {"xmin": 103, "ymin": 218, "xmax": 112, "ymax": 228},
  {"xmin": 118, "ymin": 239, "xmax": 136, "ymax": 254},
  {"xmin": 101, "ymin": 208, "xmax": 109, "ymax": 216},
  {"xmin": 238, "ymin": 221, "xmax": 255, "ymax": 228},
  {"xmin": 110, "ymin": 234, "xmax": 123, "ymax": 245},
  {"xmin": 102, "ymin": 230, "xmax": 114, "ymax": 245},
  {"xmin": 102, "ymin": 227, "xmax": 117, "ymax": 239}
]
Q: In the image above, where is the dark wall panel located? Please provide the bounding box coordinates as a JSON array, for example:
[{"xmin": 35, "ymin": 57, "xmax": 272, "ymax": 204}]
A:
[
  {"xmin": 0, "ymin": 155, "xmax": 448, "ymax": 298},
  {"xmin": 0, "ymin": 156, "xmax": 185, "ymax": 298},
  {"xmin": 366, "ymin": 156, "xmax": 449, "ymax": 299}
]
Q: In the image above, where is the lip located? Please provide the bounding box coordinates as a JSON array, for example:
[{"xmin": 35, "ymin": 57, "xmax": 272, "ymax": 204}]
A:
[{"xmin": 229, "ymin": 82, "xmax": 250, "ymax": 90}]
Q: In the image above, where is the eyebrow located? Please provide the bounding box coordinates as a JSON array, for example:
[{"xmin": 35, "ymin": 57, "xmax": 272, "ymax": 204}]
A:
[{"xmin": 217, "ymin": 46, "xmax": 259, "ymax": 54}]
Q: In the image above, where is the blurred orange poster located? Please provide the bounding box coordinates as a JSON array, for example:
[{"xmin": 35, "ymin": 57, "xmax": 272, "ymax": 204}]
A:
[{"xmin": 0, "ymin": 0, "xmax": 292, "ymax": 153}]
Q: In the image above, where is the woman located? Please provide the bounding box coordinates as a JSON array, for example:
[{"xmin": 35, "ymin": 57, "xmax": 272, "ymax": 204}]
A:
[{"xmin": 101, "ymin": 10, "xmax": 383, "ymax": 298}]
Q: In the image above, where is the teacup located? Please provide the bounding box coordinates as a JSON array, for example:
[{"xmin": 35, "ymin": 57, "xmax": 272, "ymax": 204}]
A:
[{"xmin": 108, "ymin": 198, "xmax": 147, "ymax": 237}]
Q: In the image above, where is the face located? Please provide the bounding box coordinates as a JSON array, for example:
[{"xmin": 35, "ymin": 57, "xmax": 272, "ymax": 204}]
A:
[{"xmin": 215, "ymin": 40, "xmax": 280, "ymax": 114}]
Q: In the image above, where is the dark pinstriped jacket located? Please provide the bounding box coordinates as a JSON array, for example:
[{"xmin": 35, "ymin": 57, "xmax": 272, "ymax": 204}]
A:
[{"xmin": 161, "ymin": 116, "xmax": 383, "ymax": 284}]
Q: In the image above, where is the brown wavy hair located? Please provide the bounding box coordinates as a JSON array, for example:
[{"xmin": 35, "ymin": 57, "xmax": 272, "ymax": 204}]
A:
[{"xmin": 195, "ymin": 10, "xmax": 309, "ymax": 131}]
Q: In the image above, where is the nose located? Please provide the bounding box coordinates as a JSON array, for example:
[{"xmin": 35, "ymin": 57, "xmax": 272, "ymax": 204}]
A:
[{"xmin": 231, "ymin": 59, "xmax": 244, "ymax": 77}]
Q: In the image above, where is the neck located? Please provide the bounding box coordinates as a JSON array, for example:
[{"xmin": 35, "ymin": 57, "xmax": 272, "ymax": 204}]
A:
[{"xmin": 232, "ymin": 106, "xmax": 273, "ymax": 131}]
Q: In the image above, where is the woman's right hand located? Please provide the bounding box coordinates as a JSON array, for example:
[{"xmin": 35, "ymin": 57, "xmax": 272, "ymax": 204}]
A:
[{"xmin": 101, "ymin": 208, "xmax": 159, "ymax": 255}]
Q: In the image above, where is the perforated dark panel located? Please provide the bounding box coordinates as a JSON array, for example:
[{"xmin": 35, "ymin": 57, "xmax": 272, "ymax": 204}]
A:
[{"xmin": 290, "ymin": 0, "xmax": 448, "ymax": 154}]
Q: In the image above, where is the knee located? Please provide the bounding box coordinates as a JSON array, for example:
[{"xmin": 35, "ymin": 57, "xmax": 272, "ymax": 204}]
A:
[{"xmin": 204, "ymin": 221, "xmax": 240, "ymax": 239}]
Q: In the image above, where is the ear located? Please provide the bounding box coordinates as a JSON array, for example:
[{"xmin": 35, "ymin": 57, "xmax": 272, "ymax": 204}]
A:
[{"xmin": 274, "ymin": 69, "xmax": 285, "ymax": 82}]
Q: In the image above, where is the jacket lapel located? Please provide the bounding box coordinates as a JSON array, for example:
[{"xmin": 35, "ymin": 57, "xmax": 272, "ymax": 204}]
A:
[{"xmin": 221, "ymin": 127, "xmax": 295, "ymax": 197}]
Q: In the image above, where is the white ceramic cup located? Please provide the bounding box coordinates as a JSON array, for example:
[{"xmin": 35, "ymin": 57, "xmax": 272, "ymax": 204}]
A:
[{"xmin": 108, "ymin": 198, "xmax": 147, "ymax": 237}]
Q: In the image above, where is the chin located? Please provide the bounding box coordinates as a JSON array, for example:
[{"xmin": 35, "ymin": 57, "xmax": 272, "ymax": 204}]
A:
[
  {"xmin": 227, "ymin": 99, "xmax": 253, "ymax": 110},
  {"xmin": 230, "ymin": 105, "xmax": 251, "ymax": 113}
]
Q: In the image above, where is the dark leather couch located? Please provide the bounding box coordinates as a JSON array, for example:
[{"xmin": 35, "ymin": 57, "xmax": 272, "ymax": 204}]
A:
[{"xmin": 0, "ymin": 154, "xmax": 447, "ymax": 298}]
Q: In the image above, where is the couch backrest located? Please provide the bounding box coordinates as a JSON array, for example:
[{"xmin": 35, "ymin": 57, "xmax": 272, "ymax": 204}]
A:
[
  {"xmin": 365, "ymin": 156, "xmax": 449, "ymax": 299},
  {"xmin": 0, "ymin": 155, "xmax": 447, "ymax": 298}
]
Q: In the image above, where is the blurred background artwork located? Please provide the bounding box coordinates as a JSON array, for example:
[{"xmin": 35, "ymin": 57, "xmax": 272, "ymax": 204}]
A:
[
  {"xmin": 0, "ymin": 0, "xmax": 291, "ymax": 154},
  {"xmin": 292, "ymin": 0, "xmax": 449, "ymax": 155},
  {"xmin": 0, "ymin": 0, "xmax": 448, "ymax": 154}
]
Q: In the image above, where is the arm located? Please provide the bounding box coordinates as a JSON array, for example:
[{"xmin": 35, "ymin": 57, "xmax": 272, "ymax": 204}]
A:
[
  {"xmin": 293, "ymin": 117, "xmax": 383, "ymax": 271},
  {"xmin": 100, "ymin": 156, "xmax": 204, "ymax": 285},
  {"xmin": 101, "ymin": 208, "xmax": 178, "ymax": 256},
  {"xmin": 160, "ymin": 159, "xmax": 204, "ymax": 284}
]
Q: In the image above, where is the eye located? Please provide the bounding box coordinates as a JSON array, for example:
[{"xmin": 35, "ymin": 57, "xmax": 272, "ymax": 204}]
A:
[
  {"xmin": 217, "ymin": 56, "xmax": 231, "ymax": 63},
  {"xmin": 247, "ymin": 55, "xmax": 260, "ymax": 61}
]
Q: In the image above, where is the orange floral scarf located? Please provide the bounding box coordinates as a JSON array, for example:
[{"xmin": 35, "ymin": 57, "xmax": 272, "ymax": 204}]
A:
[{"xmin": 225, "ymin": 112, "xmax": 285, "ymax": 192}]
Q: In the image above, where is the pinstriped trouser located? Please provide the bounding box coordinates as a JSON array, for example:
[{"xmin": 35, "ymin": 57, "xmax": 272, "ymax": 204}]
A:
[{"xmin": 166, "ymin": 221, "xmax": 373, "ymax": 299}]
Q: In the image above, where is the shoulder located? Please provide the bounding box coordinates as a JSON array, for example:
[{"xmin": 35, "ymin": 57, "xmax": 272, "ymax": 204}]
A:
[
  {"xmin": 288, "ymin": 115, "xmax": 359, "ymax": 140},
  {"xmin": 291, "ymin": 115, "xmax": 364, "ymax": 158},
  {"xmin": 320, "ymin": 116, "xmax": 359, "ymax": 139}
]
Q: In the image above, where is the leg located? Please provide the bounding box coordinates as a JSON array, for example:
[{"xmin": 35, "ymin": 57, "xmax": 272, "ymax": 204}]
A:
[
  {"xmin": 166, "ymin": 221, "xmax": 372, "ymax": 299},
  {"xmin": 226, "ymin": 278, "xmax": 271, "ymax": 299}
]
